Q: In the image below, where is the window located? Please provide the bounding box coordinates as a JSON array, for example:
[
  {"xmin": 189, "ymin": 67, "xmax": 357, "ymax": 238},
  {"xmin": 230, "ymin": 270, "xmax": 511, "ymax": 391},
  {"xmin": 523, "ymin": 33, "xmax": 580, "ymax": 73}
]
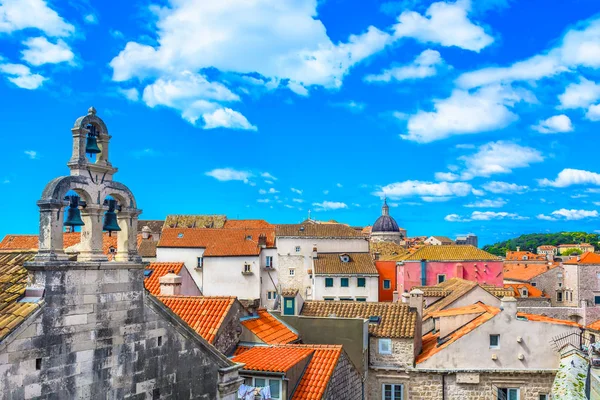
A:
[
  {"xmin": 267, "ymin": 291, "xmax": 277, "ymax": 300},
  {"xmin": 340, "ymin": 254, "xmax": 351, "ymax": 263},
  {"xmin": 383, "ymin": 279, "xmax": 391, "ymax": 290},
  {"xmin": 539, "ymin": 394, "xmax": 548, "ymax": 400},
  {"xmin": 382, "ymin": 383, "xmax": 403, "ymax": 400},
  {"xmin": 35, "ymin": 358, "xmax": 42, "ymax": 370},
  {"xmin": 109, "ymin": 246, "xmax": 117, "ymax": 254},
  {"xmin": 197, "ymin": 257, "xmax": 203, "ymax": 268},
  {"xmin": 249, "ymin": 378, "xmax": 281, "ymax": 399},
  {"xmin": 356, "ymin": 297, "xmax": 367, "ymax": 302},
  {"xmin": 437, "ymin": 274, "xmax": 446, "ymax": 284},
  {"xmin": 289, "ymin": 269, "xmax": 295, "ymax": 276},
  {"xmin": 295, "ymin": 246, "xmax": 301, "ymax": 253},
  {"xmin": 244, "ymin": 263, "xmax": 252, "ymax": 273},
  {"xmin": 357, "ymin": 277, "xmax": 366, "ymax": 287},
  {"xmin": 339, "ymin": 297, "xmax": 352, "ymax": 301},
  {"xmin": 521, "ymin": 289, "xmax": 528, "ymax": 297},
  {"xmin": 522, "ymin": 256, "xmax": 528, "ymax": 260},
  {"xmin": 497, "ymin": 388, "xmax": 519, "ymax": 400},
  {"xmin": 323, "ymin": 297, "xmax": 335, "ymax": 301},
  {"xmin": 341, "ymin": 278, "xmax": 349, "ymax": 287},
  {"xmin": 157, "ymin": 336, "xmax": 163, "ymax": 346},
  {"xmin": 531, "ymin": 282, "xmax": 537, "ymax": 287},
  {"xmin": 557, "ymin": 292, "xmax": 563, "ymax": 302},
  {"xmin": 265, "ymin": 256, "xmax": 273, "ymax": 268},
  {"xmin": 490, "ymin": 334, "xmax": 500, "ymax": 349},
  {"xmin": 558, "ymin": 282, "xmax": 563, "ymax": 288},
  {"xmin": 378, "ymin": 338, "xmax": 392, "ymax": 354},
  {"xmin": 177, "ymin": 233, "xmax": 184, "ymax": 238},
  {"xmin": 595, "ymin": 296, "xmax": 600, "ymax": 305},
  {"xmin": 325, "ymin": 278, "xmax": 333, "ymax": 287}
]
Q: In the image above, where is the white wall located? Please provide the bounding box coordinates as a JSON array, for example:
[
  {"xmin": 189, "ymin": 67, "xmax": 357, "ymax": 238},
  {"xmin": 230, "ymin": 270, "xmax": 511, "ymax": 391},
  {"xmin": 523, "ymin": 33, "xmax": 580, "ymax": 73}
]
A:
[
  {"xmin": 202, "ymin": 255, "xmax": 262, "ymax": 300},
  {"xmin": 312, "ymin": 276, "xmax": 379, "ymax": 301},
  {"xmin": 260, "ymin": 248, "xmax": 279, "ymax": 309},
  {"xmin": 156, "ymin": 247, "xmax": 205, "ymax": 292}
]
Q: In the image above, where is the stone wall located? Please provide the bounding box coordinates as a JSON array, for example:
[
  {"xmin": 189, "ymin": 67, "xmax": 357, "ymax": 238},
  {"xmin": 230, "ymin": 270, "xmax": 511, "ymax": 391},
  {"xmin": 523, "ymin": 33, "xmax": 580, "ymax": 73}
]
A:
[
  {"xmin": 323, "ymin": 351, "xmax": 363, "ymax": 400},
  {"xmin": 369, "ymin": 337, "xmax": 414, "ymax": 369},
  {"xmin": 516, "ymin": 298, "xmax": 552, "ymax": 307},
  {"xmin": 214, "ymin": 300, "xmax": 245, "ymax": 356},
  {"xmin": 0, "ymin": 263, "xmax": 241, "ymax": 400},
  {"xmin": 277, "ymin": 255, "xmax": 310, "ymax": 298},
  {"xmin": 531, "ymin": 267, "xmax": 564, "ymax": 307},
  {"xmin": 366, "ymin": 370, "xmax": 554, "ymax": 400}
]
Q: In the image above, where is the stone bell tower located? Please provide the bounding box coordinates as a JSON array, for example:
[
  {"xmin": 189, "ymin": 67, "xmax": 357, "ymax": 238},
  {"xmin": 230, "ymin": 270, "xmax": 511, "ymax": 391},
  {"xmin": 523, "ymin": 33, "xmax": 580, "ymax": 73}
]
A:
[{"xmin": 34, "ymin": 106, "xmax": 141, "ymax": 263}]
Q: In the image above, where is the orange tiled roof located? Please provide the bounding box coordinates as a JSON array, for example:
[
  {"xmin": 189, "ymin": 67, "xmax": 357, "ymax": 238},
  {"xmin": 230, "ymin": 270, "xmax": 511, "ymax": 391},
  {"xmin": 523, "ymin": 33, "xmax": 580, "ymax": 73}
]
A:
[
  {"xmin": 155, "ymin": 296, "xmax": 236, "ymax": 343},
  {"xmin": 505, "ymin": 251, "xmax": 546, "ymax": 261},
  {"xmin": 516, "ymin": 312, "xmax": 581, "ymax": 327},
  {"xmin": 276, "ymin": 224, "xmax": 365, "ymax": 238},
  {"xmin": 144, "ymin": 262, "xmax": 184, "ymax": 295},
  {"xmin": 223, "ymin": 220, "xmax": 273, "ymax": 229},
  {"xmin": 0, "ymin": 250, "xmax": 40, "ymax": 341},
  {"xmin": 429, "ymin": 303, "xmax": 488, "ymax": 317},
  {"xmin": 564, "ymin": 252, "xmax": 600, "ymax": 264},
  {"xmin": 417, "ymin": 303, "xmax": 500, "ymax": 363},
  {"xmin": 538, "ymin": 245, "xmax": 556, "ymax": 250},
  {"xmin": 233, "ymin": 345, "xmax": 253, "ymax": 356},
  {"xmin": 587, "ymin": 320, "xmax": 600, "ymax": 331},
  {"xmin": 241, "ymin": 309, "xmax": 299, "ymax": 344},
  {"xmin": 404, "ymin": 245, "xmax": 500, "ymax": 261},
  {"xmin": 504, "ymin": 283, "xmax": 549, "ymax": 298},
  {"xmin": 158, "ymin": 228, "xmax": 275, "ymax": 256},
  {"xmin": 503, "ymin": 262, "xmax": 558, "ymax": 281},
  {"xmin": 232, "ymin": 346, "xmax": 314, "ymax": 373},
  {"xmin": 300, "ymin": 301, "xmax": 415, "ymax": 338},
  {"xmin": 291, "ymin": 345, "xmax": 343, "ymax": 400}
]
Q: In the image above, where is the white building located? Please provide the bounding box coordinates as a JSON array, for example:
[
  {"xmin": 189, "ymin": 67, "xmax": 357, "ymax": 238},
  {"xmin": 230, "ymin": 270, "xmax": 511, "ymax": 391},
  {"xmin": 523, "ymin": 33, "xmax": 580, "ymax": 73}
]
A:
[
  {"xmin": 275, "ymin": 223, "xmax": 369, "ymax": 301},
  {"xmin": 424, "ymin": 236, "xmax": 454, "ymax": 246},
  {"xmin": 312, "ymin": 252, "xmax": 379, "ymax": 301},
  {"xmin": 156, "ymin": 226, "xmax": 278, "ymax": 307}
]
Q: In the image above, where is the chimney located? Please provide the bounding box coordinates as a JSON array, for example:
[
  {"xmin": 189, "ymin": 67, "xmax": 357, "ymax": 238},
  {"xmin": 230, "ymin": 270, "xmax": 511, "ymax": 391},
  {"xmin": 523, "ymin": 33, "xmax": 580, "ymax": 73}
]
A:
[
  {"xmin": 258, "ymin": 234, "xmax": 267, "ymax": 248},
  {"xmin": 312, "ymin": 245, "xmax": 318, "ymax": 259},
  {"xmin": 500, "ymin": 296, "xmax": 517, "ymax": 318},
  {"xmin": 393, "ymin": 291, "xmax": 399, "ymax": 303},
  {"xmin": 401, "ymin": 292, "xmax": 410, "ymax": 303},
  {"xmin": 142, "ymin": 225, "xmax": 151, "ymax": 240},
  {"xmin": 516, "ymin": 246, "xmax": 520, "ymax": 252},
  {"xmin": 159, "ymin": 270, "xmax": 182, "ymax": 296},
  {"xmin": 409, "ymin": 289, "xmax": 424, "ymax": 356}
]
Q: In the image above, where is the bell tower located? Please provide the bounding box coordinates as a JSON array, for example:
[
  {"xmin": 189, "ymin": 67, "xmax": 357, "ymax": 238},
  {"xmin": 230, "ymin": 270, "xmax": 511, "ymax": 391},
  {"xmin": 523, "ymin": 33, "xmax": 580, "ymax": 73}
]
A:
[{"xmin": 33, "ymin": 107, "xmax": 142, "ymax": 263}]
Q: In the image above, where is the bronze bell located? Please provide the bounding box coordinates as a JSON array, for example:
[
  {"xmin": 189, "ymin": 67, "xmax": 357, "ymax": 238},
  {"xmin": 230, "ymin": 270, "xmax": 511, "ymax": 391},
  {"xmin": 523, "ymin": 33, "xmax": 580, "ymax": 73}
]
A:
[
  {"xmin": 102, "ymin": 199, "xmax": 121, "ymax": 236},
  {"xmin": 64, "ymin": 195, "xmax": 85, "ymax": 230},
  {"xmin": 85, "ymin": 124, "xmax": 101, "ymax": 156}
]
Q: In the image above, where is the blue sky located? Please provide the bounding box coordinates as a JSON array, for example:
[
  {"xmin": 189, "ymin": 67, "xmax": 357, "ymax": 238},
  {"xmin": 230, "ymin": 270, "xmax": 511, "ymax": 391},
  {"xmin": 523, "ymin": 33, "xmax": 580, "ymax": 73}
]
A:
[{"xmin": 1, "ymin": 0, "xmax": 600, "ymax": 245}]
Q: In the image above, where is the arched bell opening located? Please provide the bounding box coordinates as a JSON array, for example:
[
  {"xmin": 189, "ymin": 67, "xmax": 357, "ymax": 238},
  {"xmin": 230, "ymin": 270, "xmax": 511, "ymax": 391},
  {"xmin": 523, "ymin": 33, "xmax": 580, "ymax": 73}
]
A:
[
  {"xmin": 101, "ymin": 193, "xmax": 138, "ymax": 262},
  {"xmin": 84, "ymin": 122, "xmax": 102, "ymax": 164}
]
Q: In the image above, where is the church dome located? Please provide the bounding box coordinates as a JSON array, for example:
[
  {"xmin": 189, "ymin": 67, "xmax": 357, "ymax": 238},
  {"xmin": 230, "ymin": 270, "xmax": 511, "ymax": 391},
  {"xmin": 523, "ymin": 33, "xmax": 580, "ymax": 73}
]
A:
[{"xmin": 372, "ymin": 199, "xmax": 400, "ymax": 233}]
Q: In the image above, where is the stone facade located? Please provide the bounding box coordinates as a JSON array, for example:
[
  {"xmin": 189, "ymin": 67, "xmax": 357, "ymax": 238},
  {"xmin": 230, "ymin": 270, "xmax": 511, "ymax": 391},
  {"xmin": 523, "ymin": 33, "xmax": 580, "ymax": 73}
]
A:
[
  {"xmin": 0, "ymin": 264, "xmax": 241, "ymax": 399},
  {"xmin": 369, "ymin": 337, "xmax": 415, "ymax": 369},
  {"xmin": 366, "ymin": 370, "xmax": 554, "ymax": 400},
  {"xmin": 529, "ymin": 267, "xmax": 564, "ymax": 307},
  {"xmin": 323, "ymin": 352, "xmax": 363, "ymax": 400}
]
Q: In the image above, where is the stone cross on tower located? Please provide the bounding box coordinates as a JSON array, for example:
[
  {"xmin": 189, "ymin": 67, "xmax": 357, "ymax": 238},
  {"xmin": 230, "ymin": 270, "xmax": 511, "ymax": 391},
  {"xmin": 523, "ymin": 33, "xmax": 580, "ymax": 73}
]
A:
[{"xmin": 34, "ymin": 107, "xmax": 142, "ymax": 263}]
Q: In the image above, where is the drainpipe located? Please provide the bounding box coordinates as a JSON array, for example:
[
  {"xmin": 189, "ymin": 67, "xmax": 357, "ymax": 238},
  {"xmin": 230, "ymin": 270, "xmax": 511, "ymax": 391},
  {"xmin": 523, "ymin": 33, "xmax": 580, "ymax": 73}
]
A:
[
  {"xmin": 442, "ymin": 374, "xmax": 446, "ymax": 400},
  {"xmin": 421, "ymin": 259, "xmax": 427, "ymax": 286}
]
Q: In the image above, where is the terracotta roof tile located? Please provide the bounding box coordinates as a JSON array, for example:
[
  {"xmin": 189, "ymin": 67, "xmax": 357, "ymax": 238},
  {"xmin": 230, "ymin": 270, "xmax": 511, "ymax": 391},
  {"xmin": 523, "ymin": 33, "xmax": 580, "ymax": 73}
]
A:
[
  {"xmin": 503, "ymin": 262, "xmax": 558, "ymax": 281},
  {"xmin": 232, "ymin": 346, "xmax": 314, "ymax": 373},
  {"xmin": 291, "ymin": 345, "xmax": 343, "ymax": 400},
  {"xmin": 314, "ymin": 253, "xmax": 378, "ymax": 275},
  {"xmin": 369, "ymin": 241, "xmax": 410, "ymax": 261},
  {"xmin": 155, "ymin": 295, "xmax": 235, "ymax": 343},
  {"xmin": 241, "ymin": 309, "xmax": 299, "ymax": 344},
  {"xmin": 429, "ymin": 303, "xmax": 487, "ymax": 317},
  {"xmin": 276, "ymin": 224, "xmax": 365, "ymax": 238},
  {"xmin": 516, "ymin": 312, "xmax": 581, "ymax": 327},
  {"xmin": 587, "ymin": 320, "xmax": 600, "ymax": 331},
  {"xmin": 158, "ymin": 228, "xmax": 275, "ymax": 256},
  {"xmin": 0, "ymin": 250, "xmax": 40, "ymax": 341},
  {"xmin": 138, "ymin": 240, "xmax": 157, "ymax": 258},
  {"xmin": 404, "ymin": 245, "xmax": 500, "ymax": 261},
  {"xmin": 144, "ymin": 262, "xmax": 184, "ymax": 295},
  {"xmin": 505, "ymin": 251, "xmax": 546, "ymax": 261},
  {"xmin": 300, "ymin": 301, "xmax": 415, "ymax": 338},
  {"xmin": 504, "ymin": 283, "xmax": 549, "ymax": 298},
  {"xmin": 223, "ymin": 220, "xmax": 273, "ymax": 229},
  {"xmin": 564, "ymin": 252, "xmax": 600, "ymax": 264}
]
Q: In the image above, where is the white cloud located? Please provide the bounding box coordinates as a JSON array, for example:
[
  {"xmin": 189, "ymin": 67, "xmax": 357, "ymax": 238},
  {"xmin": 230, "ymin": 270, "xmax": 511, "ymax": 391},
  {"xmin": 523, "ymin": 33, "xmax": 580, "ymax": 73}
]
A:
[
  {"xmin": 482, "ymin": 181, "xmax": 529, "ymax": 194},
  {"xmin": 0, "ymin": 0, "xmax": 75, "ymax": 37},
  {"xmin": 464, "ymin": 198, "xmax": 506, "ymax": 208},
  {"xmin": 558, "ymin": 78, "xmax": 600, "ymax": 109},
  {"xmin": 471, "ymin": 188, "xmax": 485, "ymax": 196},
  {"xmin": 205, "ymin": 168, "xmax": 252, "ymax": 183},
  {"xmin": 434, "ymin": 172, "xmax": 459, "ymax": 181},
  {"xmin": 268, "ymin": 188, "xmax": 279, "ymax": 194},
  {"xmin": 458, "ymin": 141, "xmax": 543, "ymax": 180},
  {"xmin": 402, "ymin": 85, "xmax": 533, "ymax": 143},
  {"xmin": 312, "ymin": 201, "xmax": 348, "ymax": 211},
  {"xmin": 336, "ymin": 183, "xmax": 343, "ymax": 188},
  {"xmin": 84, "ymin": 14, "xmax": 98, "ymax": 24},
  {"xmin": 330, "ymin": 100, "xmax": 366, "ymax": 113},
  {"xmin": 203, "ymin": 108, "xmax": 257, "ymax": 131},
  {"xmin": 537, "ymin": 208, "xmax": 599, "ymax": 221},
  {"xmin": 21, "ymin": 37, "xmax": 74, "ymax": 66},
  {"xmin": 257, "ymin": 199, "xmax": 270, "ymax": 203},
  {"xmin": 532, "ymin": 114, "xmax": 573, "ymax": 134},
  {"xmin": 456, "ymin": 17, "xmax": 600, "ymax": 90},
  {"xmin": 291, "ymin": 188, "xmax": 303, "ymax": 195},
  {"xmin": 0, "ymin": 63, "xmax": 45, "ymax": 89},
  {"xmin": 446, "ymin": 210, "xmax": 526, "ymax": 222},
  {"xmin": 365, "ymin": 49, "xmax": 444, "ymax": 83},
  {"xmin": 258, "ymin": 189, "xmax": 267, "ymax": 195},
  {"xmin": 323, "ymin": 190, "xmax": 329, "ymax": 195},
  {"xmin": 261, "ymin": 172, "xmax": 277, "ymax": 181},
  {"xmin": 375, "ymin": 180, "xmax": 472, "ymax": 200},
  {"xmin": 539, "ymin": 168, "xmax": 600, "ymax": 188},
  {"xmin": 586, "ymin": 104, "xmax": 600, "ymax": 121},
  {"xmin": 393, "ymin": 0, "xmax": 494, "ymax": 52},
  {"xmin": 292, "ymin": 198, "xmax": 304, "ymax": 203},
  {"xmin": 24, "ymin": 150, "xmax": 37, "ymax": 159},
  {"xmin": 118, "ymin": 87, "xmax": 140, "ymax": 101}
]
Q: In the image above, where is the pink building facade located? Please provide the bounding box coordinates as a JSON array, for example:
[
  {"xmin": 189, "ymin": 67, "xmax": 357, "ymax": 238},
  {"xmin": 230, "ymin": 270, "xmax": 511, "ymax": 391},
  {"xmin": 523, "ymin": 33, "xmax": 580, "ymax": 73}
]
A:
[{"xmin": 397, "ymin": 260, "xmax": 504, "ymax": 293}]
